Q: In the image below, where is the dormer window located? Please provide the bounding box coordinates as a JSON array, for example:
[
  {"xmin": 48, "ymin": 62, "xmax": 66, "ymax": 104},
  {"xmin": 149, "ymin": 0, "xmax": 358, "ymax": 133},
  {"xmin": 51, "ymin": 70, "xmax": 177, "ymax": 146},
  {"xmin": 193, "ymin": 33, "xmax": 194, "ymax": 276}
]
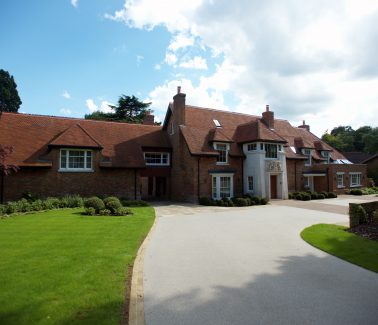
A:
[
  {"xmin": 213, "ymin": 119, "xmax": 221, "ymax": 128},
  {"xmin": 59, "ymin": 149, "xmax": 93, "ymax": 172},
  {"xmin": 144, "ymin": 152, "xmax": 170, "ymax": 166},
  {"xmin": 214, "ymin": 142, "xmax": 229, "ymax": 164},
  {"xmin": 321, "ymin": 151, "xmax": 330, "ymax": 163},
  {"xmin": 302, "ymin": 148, "xmax": 312, "ymax": 166}
]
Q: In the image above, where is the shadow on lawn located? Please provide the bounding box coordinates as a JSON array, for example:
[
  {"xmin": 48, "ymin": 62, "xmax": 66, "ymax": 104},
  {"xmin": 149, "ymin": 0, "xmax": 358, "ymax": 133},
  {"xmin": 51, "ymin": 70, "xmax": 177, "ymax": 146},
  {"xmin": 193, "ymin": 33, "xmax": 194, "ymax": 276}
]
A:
[{"xmin": 144, "ymin": 254, "xmax": 378, "ymax": 325}]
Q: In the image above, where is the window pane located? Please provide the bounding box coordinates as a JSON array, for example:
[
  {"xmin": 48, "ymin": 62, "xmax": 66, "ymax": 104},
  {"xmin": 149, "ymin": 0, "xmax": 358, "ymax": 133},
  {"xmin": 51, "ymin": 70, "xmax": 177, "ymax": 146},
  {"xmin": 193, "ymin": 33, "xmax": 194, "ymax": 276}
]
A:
[
  {"xmin": 216, "ymin": 144, "xmax": 227, "ymax": 163},
  {"xmin": 248, "ymin": 176, "xmax": 254, "ymax": 191},
  {"xmin": 212, "ymin": 177, "xmax": 217, "ymax": 199},
  {"xmin": 265, "ymin": 144, "xmax": 278, "ymax": 159},
  {"xmin": 220, "ymin": 176, "xmax": 231, "ymax": 198},
  {"xmin": 86, "ymin": 151, "xmax": 92, "ymax": 169},
  {"xmin": 60, "ymin": 150, "xmax": 67, "ymax": 168}
]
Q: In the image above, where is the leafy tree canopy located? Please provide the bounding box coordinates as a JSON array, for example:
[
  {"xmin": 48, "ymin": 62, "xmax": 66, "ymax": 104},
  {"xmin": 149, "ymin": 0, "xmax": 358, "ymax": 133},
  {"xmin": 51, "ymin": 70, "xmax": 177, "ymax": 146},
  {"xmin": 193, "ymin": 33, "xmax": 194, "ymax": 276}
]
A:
[
  {"xmin": 0, "ymin": 69, "xmax": 22, "ymax": 112},
  {"xmin": 85, "ymin": 95, "xmax": 151, "ymax": 124},
  {"xmin": 322, "ymin": 125, "xmax": 378, "ymax": 154}
]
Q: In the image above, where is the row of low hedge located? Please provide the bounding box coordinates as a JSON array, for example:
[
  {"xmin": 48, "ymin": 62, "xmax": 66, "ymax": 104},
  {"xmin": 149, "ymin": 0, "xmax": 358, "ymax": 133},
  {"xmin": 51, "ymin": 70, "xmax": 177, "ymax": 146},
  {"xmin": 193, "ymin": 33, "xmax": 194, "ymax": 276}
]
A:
[
  {"xmin": 289, "ymin": 191, "xmax": 337, "ymax": 201},
  {"xmin": 199, "ymin": 195, "xmax": 269, "ymax": 207},
  {"xmin": 0, "ymin": 195, "xmax": 150, "ymax": 217},
  {"xmin": 347, "ymin": 187, "xmax": 378, "ymax": 196}
]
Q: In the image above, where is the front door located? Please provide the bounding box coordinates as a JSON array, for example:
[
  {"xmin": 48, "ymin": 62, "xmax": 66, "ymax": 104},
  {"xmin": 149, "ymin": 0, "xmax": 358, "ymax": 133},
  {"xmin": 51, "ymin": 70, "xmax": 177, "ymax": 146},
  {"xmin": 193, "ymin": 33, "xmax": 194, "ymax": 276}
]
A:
[{"xmin": 270, "ymin": 175, "xmax": 277, "ymax": 199}]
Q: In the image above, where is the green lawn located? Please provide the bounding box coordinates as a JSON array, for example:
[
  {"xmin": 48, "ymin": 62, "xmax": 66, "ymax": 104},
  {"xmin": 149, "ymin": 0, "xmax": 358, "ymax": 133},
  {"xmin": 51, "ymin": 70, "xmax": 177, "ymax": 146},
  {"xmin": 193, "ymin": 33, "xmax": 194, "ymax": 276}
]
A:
[
  {"xmin": 301, "ymin": 224, "xmax": 378, "ymax": 273},
  {"xmin": 0, "ymin": 207, "xmax": 155, "ymax": 325}
]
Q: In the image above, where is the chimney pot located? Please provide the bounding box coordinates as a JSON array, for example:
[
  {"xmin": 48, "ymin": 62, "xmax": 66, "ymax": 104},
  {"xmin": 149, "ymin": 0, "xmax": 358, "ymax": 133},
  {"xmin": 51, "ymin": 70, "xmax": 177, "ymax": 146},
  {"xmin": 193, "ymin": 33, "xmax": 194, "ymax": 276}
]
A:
[
  {"xmin": 266, "ymin": 104, "xmax": 270, "ymax": 112},
  {"xmin": 177, "ymin": 86, "xmax": 181, "ymax": 94}
]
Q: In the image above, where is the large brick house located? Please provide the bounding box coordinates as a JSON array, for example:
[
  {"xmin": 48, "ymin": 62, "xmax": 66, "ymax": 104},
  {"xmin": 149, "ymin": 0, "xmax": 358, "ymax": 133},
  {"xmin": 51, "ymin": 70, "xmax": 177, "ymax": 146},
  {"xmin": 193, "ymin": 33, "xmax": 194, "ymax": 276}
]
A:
[{"xmin": 0, "ymin": 88, "xmax": 367, "ymax": 202}]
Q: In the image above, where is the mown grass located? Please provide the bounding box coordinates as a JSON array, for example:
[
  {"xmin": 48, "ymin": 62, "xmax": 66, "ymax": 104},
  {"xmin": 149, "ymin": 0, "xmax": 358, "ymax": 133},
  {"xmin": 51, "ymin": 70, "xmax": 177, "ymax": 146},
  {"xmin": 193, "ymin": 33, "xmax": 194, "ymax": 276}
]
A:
[
  {"xmin": 0, "ymin": 207, "xmax": 155, "ymax": 324},
  {"xmin": 301, "ymin": 224, "xmax": 378, "ymax": 273}
]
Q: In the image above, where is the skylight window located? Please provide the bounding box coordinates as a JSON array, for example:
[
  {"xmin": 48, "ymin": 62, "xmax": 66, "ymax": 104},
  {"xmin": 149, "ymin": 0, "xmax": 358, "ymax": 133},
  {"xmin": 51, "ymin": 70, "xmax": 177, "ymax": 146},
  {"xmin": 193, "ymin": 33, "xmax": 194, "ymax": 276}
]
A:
[{"xmin": 213, "ymin": 119, "xmax": 221, "ymax": 128}]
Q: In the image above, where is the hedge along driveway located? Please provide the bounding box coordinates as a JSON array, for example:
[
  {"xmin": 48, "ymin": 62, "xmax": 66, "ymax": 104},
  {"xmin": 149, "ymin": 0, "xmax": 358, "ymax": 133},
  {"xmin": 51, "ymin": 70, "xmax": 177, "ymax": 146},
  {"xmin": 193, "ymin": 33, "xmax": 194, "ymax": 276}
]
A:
[{"xmin": 0, "ymin": 207, "xmax": 155, "ymax": 325}]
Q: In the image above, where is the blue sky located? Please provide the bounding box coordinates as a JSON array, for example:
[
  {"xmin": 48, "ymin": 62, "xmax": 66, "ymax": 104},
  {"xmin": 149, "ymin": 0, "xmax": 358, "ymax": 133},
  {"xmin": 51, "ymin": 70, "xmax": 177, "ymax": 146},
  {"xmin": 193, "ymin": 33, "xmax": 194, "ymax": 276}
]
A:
[{"xmin": 1, "ymin": 0, "xmax": 378, "ymax": 136}]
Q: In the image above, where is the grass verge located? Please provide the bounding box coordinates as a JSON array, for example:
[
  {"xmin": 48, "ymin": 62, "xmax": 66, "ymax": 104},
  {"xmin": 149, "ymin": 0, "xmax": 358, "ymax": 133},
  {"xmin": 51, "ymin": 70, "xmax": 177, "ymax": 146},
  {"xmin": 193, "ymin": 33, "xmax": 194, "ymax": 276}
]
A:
[
  {"xmin": 301, "ymin": 224, "xmax": 378, "ymax": 273},
  {"xmin": 0, "ymin": 207, "xmax": 155, "ymax": 325}
]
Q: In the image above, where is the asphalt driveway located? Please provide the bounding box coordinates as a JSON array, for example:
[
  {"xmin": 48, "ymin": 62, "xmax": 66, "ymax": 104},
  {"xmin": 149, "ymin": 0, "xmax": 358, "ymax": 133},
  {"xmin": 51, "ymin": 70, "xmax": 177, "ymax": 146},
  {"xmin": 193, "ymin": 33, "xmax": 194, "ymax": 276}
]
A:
[{"xmin": 143, "ymin": 199, "xmax": 378, "ymax": 325}]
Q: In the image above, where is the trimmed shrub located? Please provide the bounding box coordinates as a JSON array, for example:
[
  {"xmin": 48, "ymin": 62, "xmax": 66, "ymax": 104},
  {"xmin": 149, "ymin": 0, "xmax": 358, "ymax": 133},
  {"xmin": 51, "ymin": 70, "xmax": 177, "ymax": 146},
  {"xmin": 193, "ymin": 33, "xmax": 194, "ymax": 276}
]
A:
[
  {"xmin": 328, "ymin": 192, "xmax": 337, "ymax": 198},
  {"xmin": 43, "ymin": 197, "xmax": 61, "ymax": 210},
  {"xmin": 311, "ymin": 192, "xmax": 318, "ymax": 200},
  {"xmin": 317, "ymin": 194, "xmax": 326, "ymax": 200},
  {"xmin": 31, "ymin": 199, "xmax": 44, "ymax": 211},
  {"xmin": 251, "ymin": 196, "xmax": 261, "ymax": 205},
  {"xmin": 65, "ymin": 195, "xmax": 84, "ymax": 208},
  {"xmin": 17, "ymin": 199, "xmax": 32, "ymax": 212},
  {"xmin": 302, "ymin": 193, "xmax": 311, "ymax": 201},
  {"xmin": 260, "ymin": 197, "xmax": 269, "ymax": 205},
  {"xmin": 84, "ymin": 207, "xmax": 96, "ymax": 216},
  {"xmin": 234, "ymin": 198, "xmax": 249, "ymax": 207},
  {"xmin": 199, "ymin": 197, "xmax": 214, "ymax": 206},
  {"xmin": 350, "ymin": 189, "xmax": 363, "ymax": 195},
  {"xmin": 104, "ymin": 197, "xmax": 122, "ymax": 213},
  {"xmin": 114, "ymin": 207, "xmax": 133, "ymax": 216},
  {"xmin": 6, "ymin": 202, "xmax": 19, "ymax": 214},
  {"xmin": 294, "ymin": 193, "xmax": 303, "ymax": 200},
  {"xmin": 99, "ymin": 209, "xmax": 112, "ymax": 216},
  {"xmin": 58, "ymin": 197, "xmax": 70, "ymax": 208},
  {"xmin": 84, "ymin": 197, "xmax": 105, "ymax": 213},
  {"xmin": 349, "ymin": 204, "xmax": 367, "ymax": 227},
  {"xmin": 288, "ymin": 193, "xmax": 293, "ymax": 199}
]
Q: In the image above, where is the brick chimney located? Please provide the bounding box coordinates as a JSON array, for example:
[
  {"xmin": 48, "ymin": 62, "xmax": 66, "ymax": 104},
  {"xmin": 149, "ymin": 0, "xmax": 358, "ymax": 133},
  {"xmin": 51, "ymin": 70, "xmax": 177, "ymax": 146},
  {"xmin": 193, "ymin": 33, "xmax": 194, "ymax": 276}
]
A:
[
  {"xmin": 262, "ymin": 104, "xmax": 274, "ymax": 129},
  {"xmin": 173, "ymin": 86, "xmax": 186, "ymax": 126},
  {"xmin": 298, "ymin": 120, "xmax": 310, "ymax": 132},
  {"xmin": 143, "ymin": 110, "xmax": 155, "ymax": 125}
]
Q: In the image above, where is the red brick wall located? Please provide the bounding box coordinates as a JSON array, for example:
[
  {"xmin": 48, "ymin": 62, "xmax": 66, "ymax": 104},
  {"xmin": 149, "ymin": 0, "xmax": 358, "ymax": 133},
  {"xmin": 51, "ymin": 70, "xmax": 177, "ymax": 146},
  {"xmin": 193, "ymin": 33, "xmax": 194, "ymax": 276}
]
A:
[
  {"xmin": 286, "ymin": 159, "xmax": 305, "ymax": 192},
  {"xmin": 3, "ymin": 149, "xmax": 140, "ymax": 201}
]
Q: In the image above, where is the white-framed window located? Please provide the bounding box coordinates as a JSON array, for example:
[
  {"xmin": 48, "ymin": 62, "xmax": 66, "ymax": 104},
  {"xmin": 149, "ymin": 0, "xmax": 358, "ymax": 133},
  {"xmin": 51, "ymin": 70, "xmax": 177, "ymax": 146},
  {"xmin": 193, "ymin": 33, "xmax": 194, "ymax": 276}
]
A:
[
  {"xmin": 212, "ymin": 174, "xmax": 234, "ymax": 199},
  {"xmin": 247, "ymin": 143, "xmax": 257, "ymax": 151},
  {"xmin": 265, "ymin": 143, "xmax": 278, "ymax": 159},
  {"xmin": 214, "ymin": 143, "xmax": 229, "ymax": 164},
  {"xmin": 304, "ymin": 176, "xmax": 310, "ymax": 189},
  {"xmin": 337, "ymin": 173, "xmax": 344, "ymax": 188},
  {"xmin": 144, "ymin": 152, "xmax": 170, "ymax": 166},
  {"xmin": 59, "ymin": 149, "xmax": 93, "ymax": 172},
  {"xmin": 350, "ymin": 172, "xmax": 361, "ymax": 187},
  {"xmin": 248, "ymin": 176, "xmax": 254, "ymax": 192},
  {"xmin": 322, "ymin": 151, "xmax": 331, "ymax": 163},
  {"xmin": 302, "ymin": 148, "xmax": 312, "ymax": 166}
]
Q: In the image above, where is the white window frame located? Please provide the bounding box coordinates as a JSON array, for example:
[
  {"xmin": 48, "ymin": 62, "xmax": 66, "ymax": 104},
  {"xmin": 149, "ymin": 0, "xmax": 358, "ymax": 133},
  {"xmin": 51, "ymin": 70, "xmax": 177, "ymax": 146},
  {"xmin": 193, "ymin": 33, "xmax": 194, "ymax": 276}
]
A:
[
  {"xmin": 336, "ymin": 172, "xmax": 344, "ymax": 188},
  {"xmin": 265, "ymin": 143, "xmax": 278, "ymax": 159},
  {"xmin": 349, "ymin": 172, "xmax": 361, "ymax": 187},
  {"xmin": 212, "ymin": 174, "xmax": 234, "ymax": 200},
  {"xmin": 59, "ymin": 149, "xmax": 93, "ymax": 172},
  {"xmin": 214, "ymin": 142, "xmax": 230, "ymax": 165},
  {"xmin": 304, "ymin": 176, "xmax": 310, "ymax": 189},
  {"xmin": 144, "ymin": 152, "xmax": 170, "ymax": 166},
  {"xmin": 302, "ymin": 148, "xmax": 312, "ymax": 166},
  {"xmin": 322, "ymin": 151, "xmax": 331, "ymax": 164},
  {"xmin": 247, "ymin": 143, "xmax": 257, "ymax": 151},
  {"xmin": 247, "ymin": 176, "xmax": 254, "ymax": 193}
]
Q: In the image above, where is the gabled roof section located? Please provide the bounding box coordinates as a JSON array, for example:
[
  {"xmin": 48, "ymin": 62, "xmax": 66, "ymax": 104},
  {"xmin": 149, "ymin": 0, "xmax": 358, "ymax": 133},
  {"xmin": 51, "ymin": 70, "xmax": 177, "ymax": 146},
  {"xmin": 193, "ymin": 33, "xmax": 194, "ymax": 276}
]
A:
[
  {"xmin": 208, "ymin": 128, "xmax": 233, "ymax": 143},
  {"xmin": 235, "ymin": 120, "xmax": 286, "ymax": 144},
  {"xmin": 49, "ymin": 124, "xmax": 102, "ymax": 148},
  {"xmin": 0, "ymin": 112, "xmax": 171, "ymax": 168}
]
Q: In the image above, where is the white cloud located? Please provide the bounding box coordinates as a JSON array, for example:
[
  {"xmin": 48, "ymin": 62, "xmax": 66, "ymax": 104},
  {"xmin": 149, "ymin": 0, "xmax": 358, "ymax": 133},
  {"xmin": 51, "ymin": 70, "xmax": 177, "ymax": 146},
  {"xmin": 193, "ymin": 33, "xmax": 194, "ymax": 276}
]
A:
[
  {"xmin": 62, "ymin": 90, "xmax": 71, "ymax": 99},
  {"xmin": 179, "ymin": 56, "xmax": 208, "ymax": 70},
  {"xmin": 86, "ymin": 99, "xmax": 114, "ymax": 114},
  {"xmin": 60, "ymin": 108, "xmax": 72, "ymax": 115},
  {"xmin": 136, "ymin": 55, "xmax": 144, "ymax": 64},
  {"xmin": 86, "ymin": 99, "xmax": 98, "ymax": 113},
  {"xmin": 109, "ymin": 0, "xmax": 378, "ymax": 136},
  {"xmin": 164, "ymin": 53, "xmax": 178, "ymax": 66},
  {"xmin": 71, "ymin": 0, "xmax": 78, "ymax": 8},
  {"xmin": 154, "ymin": 64, "xmax": 161, "ymax": 70}
]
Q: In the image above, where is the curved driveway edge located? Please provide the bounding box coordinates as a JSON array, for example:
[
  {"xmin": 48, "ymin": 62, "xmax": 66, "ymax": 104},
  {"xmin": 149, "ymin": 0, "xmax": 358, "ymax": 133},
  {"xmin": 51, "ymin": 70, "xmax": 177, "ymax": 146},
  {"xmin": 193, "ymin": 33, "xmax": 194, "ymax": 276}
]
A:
[{"xmin": 143, "ymin": 200, "xmax": 378, "ymax": 325}]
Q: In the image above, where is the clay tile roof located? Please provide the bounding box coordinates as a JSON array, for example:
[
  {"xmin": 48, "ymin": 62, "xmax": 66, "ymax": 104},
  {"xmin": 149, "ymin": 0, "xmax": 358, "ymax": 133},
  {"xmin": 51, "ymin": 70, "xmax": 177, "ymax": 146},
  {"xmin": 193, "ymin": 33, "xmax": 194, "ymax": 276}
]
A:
[
  {"xmin": 343, "ymin": 152, "xmax": 373, "ymax": 164},
  {"xmin": 208, "ymin": 128, "xmax": 233, "ymax": 143},
  {"xmin": 49, "ymin": 124, "xmax": 102, "ymax": 148},
  {"xmin": 0, "ymin": 112, "xmax": 171, "ymax": 168}
]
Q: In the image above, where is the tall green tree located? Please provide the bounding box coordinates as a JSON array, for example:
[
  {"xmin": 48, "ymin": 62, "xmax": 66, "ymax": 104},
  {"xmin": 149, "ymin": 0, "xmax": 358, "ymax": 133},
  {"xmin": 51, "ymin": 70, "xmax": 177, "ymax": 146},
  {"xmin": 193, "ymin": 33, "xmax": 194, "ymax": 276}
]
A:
[
  {"xmin": 0, "ymin": 69, "xmax": 22, "ymax": 112},
  {"xmin": 85, "ymin": 95, "xmax": 151, "ymax": 124}
]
